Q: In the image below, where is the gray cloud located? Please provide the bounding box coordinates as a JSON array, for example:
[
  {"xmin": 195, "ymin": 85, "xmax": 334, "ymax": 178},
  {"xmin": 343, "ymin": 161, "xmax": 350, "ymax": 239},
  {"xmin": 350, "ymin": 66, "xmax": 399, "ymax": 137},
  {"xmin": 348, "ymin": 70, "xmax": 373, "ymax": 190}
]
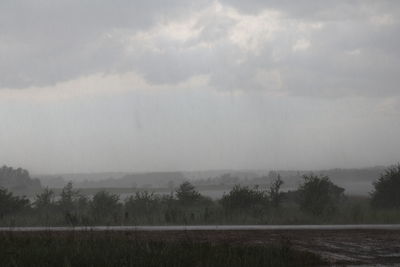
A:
[
  {"xmin": 221, "ymin": 0, "xmax": 400, "ymax": 20},
  {"xmin": 0, "ymin": 0, "xmax": 210, "ymax": 88},
  {"xmin": 0, "ymin": 0, "xmax": 399, "ymax": 99}
]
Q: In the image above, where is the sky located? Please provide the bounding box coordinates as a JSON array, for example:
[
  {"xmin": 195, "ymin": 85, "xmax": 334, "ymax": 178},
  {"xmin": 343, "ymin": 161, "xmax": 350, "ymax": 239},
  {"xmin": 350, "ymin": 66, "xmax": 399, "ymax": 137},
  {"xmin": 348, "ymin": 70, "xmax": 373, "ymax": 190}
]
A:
[{"xmin": 0, "ymin": 0, "xmax": 399, "ymax": 174}]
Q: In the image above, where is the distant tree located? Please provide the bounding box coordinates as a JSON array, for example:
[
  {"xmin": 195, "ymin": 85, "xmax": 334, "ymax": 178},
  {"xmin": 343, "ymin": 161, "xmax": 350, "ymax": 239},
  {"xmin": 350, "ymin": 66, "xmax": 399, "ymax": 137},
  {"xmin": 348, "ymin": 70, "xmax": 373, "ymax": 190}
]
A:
[
  {"xmin": 371, "ymin": 164, "xmax": 400, "ymax": 209},
  {"xmin": 58, "ymin": 182, "xmax": 81, "ymax": 226},
  {"xmin": 268, "ymin": 175, "xmax": 284, "ymax": 209},
  {"xmin": 0, "ymin": 165, "xmax": 41, "ymax": 193},
  {"xmin": 0, "ymin": 187, "xmax": 30, "ymax": 219},
  {"xmin": 220, "ymin": 185, "xmax": 268, "ymax": 217},
  {"xmin": 34, "ymin": 187, "xmax": 55, "ymax": 209},
  {"xmin": 58, "ymin": 182, "xmax": 79, "ymax": 212},
  {"xmin": 297, "ymin": 175, "xmax": 344, "ymax": 216},
  {"xmin": 90, "ymin": 191, "xmax": 121, "ymax": 223},
  {"xmin": 161, "ymin": 193, "xmax": 179, "ymax": 223},
  {"xmin": 175, "ymin": 182, "xmax": 201, "ymax": 206},
  {"xmin": 125, "ymin": 191, "xmax": 160, "ymax": 223},
  {"xmin": 76, "ymin": 194, "xmax": 91, "ymax": 225},
  {"xmin": 34, "ymin": 187, "xmax": 56, "ymax": 224}
]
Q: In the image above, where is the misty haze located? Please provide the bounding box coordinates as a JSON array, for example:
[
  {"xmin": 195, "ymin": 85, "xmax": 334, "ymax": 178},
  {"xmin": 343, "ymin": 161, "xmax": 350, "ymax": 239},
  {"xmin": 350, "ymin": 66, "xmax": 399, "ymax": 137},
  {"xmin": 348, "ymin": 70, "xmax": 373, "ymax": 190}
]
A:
[{"xmin": 1, "ymin": 1, "xmax": 400, "ymax": 266}]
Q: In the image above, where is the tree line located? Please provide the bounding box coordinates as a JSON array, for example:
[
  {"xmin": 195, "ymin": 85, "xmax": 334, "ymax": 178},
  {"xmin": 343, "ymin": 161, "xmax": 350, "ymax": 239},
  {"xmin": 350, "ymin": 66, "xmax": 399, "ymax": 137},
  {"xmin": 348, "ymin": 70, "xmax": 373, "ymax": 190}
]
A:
[{"xmin": 0, "ymin": 164, "xmax": 400, "ymax": 226}]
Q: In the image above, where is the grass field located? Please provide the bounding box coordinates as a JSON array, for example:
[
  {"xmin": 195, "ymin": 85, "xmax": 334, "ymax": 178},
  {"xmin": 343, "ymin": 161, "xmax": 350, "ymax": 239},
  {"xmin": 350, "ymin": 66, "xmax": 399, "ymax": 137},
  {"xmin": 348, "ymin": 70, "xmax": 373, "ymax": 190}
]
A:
[{"xmin": 0, "ymin": 231, "xmax": 324, "ymax": 267}]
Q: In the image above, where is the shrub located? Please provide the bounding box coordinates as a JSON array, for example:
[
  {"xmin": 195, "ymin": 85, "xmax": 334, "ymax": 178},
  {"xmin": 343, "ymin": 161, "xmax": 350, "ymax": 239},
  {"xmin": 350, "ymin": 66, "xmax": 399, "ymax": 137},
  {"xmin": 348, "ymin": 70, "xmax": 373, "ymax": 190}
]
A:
[
  {"xmin": 34, "ymin": 187, "xmax": 55, "ymax": 210},
  {"xmin": 268, "ymin": 175, "xmax": 284, "ymax": 209},
  {"xmin": 297, "ymin": 174, "xmax": 344, "ymax": 216},
  {"xmin": 57, "ymin": 182, "xmax": 86, "ymax": 226},
  {"xmin": 371, "ymin": 164, "xmax": 400, "ymax": 209},
  {"xmin": 33, "ymin": 188, "xmax": 57, "ymax": 224},
  {"xmin": 124, "ymin": 191, "xmax": 161, "ymax": 223},
  {"xmin": 220, "ymin": 185, "xmax": 268, "ymax": 217},
  {"xmin": 175, "ymin": 182, "xmax": 202, "ymax": 206},
  {"xmin": 0, "ymin": 187, "xmax": 30, "ymax": 219},
  {"xmin": 90, "ymin": 191, "xmax": 121, "ymax": 224}
]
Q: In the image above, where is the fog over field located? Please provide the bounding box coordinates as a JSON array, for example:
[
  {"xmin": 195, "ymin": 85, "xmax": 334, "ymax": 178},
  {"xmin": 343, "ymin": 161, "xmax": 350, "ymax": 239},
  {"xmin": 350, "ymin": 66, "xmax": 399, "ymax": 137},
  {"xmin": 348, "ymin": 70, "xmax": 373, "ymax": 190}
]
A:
[{"xmin": 0, "ymin": 0, "xmax": 399, "ymax": 176}]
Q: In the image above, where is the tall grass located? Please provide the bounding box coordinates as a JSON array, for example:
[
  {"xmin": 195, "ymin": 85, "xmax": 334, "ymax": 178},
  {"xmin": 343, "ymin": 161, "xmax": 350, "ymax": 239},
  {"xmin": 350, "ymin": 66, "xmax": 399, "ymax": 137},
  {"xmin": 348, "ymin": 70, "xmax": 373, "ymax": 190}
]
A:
[{"xmin": 0, "ymin": 231, "xmax": 324, "ymax": 267}]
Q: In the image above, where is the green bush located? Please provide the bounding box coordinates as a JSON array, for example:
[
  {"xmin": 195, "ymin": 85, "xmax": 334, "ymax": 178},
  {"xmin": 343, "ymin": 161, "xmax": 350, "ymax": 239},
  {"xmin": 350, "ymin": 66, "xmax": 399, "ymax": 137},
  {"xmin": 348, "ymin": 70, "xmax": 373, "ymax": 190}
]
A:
[
  {"xmin": 220, "ymin": 185, "xmax": 268, "ymax": 218},
  {"xmin": 176, "ymin": 181, "xmax": 202, "ymax": 206},
  {"xmin": 297, "ymin": 174, "xmax": 344, "ymax": 216},
  {"xmin": 90, "ymin": 190, "xmax": 122, "ymax": 224},
  {"xmin": 371, "ymin": 164, "xmax": 400, "ymax": 209},
  {"xmin": 0, "ymin": 187, "xmax": 29, "ymax": 219}
]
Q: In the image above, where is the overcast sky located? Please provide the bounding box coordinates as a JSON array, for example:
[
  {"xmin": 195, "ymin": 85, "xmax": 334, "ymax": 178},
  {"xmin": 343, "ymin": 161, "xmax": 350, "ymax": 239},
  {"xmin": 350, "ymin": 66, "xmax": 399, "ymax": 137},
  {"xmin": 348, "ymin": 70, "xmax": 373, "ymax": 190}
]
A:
[{"xmin": 0, "ymin": 0, "xmax": 399, "ymax": 174}]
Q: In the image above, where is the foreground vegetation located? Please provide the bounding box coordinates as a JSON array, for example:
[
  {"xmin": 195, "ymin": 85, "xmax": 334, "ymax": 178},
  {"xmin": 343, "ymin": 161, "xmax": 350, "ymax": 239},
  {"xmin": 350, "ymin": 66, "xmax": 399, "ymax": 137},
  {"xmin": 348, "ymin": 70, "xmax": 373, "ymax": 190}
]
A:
[
  {"xmin": 0, "ymin": 231, "xmax": 324, "ymax": 267},
  {"xmin": 1, "ymin": 164, "xmax": 400, "ymax": 226}
]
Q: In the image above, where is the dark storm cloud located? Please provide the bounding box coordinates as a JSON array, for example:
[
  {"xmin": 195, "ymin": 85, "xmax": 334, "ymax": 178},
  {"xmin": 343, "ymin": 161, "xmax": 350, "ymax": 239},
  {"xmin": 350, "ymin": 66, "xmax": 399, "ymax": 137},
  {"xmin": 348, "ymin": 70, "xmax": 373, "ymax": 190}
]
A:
[{"xmin": 0, "ymin": 0, "xmax": 399, "ymax": 98}]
